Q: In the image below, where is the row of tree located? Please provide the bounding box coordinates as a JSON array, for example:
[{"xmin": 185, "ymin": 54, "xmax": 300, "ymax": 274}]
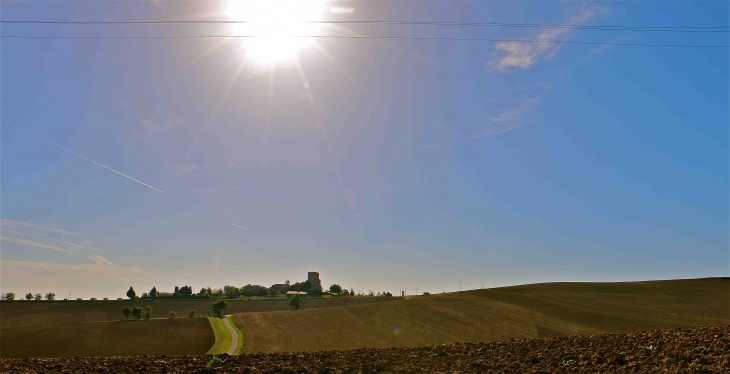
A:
[
  {"xmin": 121, "ymin": 299, "xmax": 230, "ymax": 320},
  {"xmin": 122, "ymin": 306, "xmax": 153, "ymax": 320},
  {"xmin": 1, "ymin": 293, "xmax": 55, "ymax": 301}
]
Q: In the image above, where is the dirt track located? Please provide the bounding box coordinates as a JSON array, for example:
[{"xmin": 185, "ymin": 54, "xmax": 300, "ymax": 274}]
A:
[{"xmin": 1, "ymin": 326, "xmax": 727, "ymax": 373}]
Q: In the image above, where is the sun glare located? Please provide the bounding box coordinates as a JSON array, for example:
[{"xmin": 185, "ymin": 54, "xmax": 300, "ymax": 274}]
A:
[{"xmin": 227, "ymin": 0, "xmax": 324, "ymax": 64}]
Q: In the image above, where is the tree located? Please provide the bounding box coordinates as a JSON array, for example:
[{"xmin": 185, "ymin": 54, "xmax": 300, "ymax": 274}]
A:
[
  {"xmin": 141, "ymin": 292, "xmax": 149, "ymax": 299},
  {"xmin": 206, "ymin": 310, "xmax": 212, "ymax": 317},
  {"xmin": 189, "ymin": 310, "xmax": 195, "ymax": 318},
  {"xmin": 131, "ymin": 306, "xmax": 143, "ymax": 320},
  {"xmin": 25, "ymin": 293, "xmax": 33, "ymax": 301},
  {"xmin": 5, "ymin": 293, "xmax": 15, "ymax": 301},
  {"xmin": 150, "ymin": 286, "xmax": 158, "ymax": 299},
  {"xmin": 211, "ymin": 298, "xmax": 229, "ymax": 318},
  {"xmin": 144, "ymin": 306, "xmax": 152, "ymax": 320},
  {"xmin": 45, "ymin": 292, "xmax": 56, "ymax": 301},
  {"xmin": 289, "ymin": 294, "xmax": 304, "ymax": 310},
  {"xmin": 350, "ymin": 288, "xmax": 355, "ymax": 296},
  {"xmin": 329, "ymin": 284, "xmax": 343, "ymax": 295},
  {"xmin": 169, "ymin": 311, "xmax": 176, "ymax": 318},
  {"xmin": 126, "ymin": 287, "xmax": 137, "ymax": 300},
  {"xmin": 342, "ymin": 289, "xmax": 349, "ymax": 296},
  {"xmin": 122, "ymin": 306, "xmax": 132, "ymax": 320},
  {"xmin": 34, "ymin": 293, "xmax": 42, "ymax": 301}
]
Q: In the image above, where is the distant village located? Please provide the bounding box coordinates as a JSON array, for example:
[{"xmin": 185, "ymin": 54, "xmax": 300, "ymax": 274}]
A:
[{"xmin": 126, "ymin": 271, "xmax": 395, "ymax": 301}]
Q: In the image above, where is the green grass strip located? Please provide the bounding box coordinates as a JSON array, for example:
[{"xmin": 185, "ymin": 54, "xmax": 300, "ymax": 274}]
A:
[
  {"xmin": 227, "ymin": 315, "xmax": 245, "ymax": 355},
  {"xmin": 206, "ymin": 317, "xmax": 232, "ymax": 355}
]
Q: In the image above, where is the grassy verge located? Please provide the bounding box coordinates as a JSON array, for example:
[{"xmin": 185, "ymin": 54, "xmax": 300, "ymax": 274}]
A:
[
  {"xmin": 206, "ymin": 317, "xmax": 231, "ymax": 355},
  {"xmin": 227, "ymin": 315, "xmax": 245, "ymax": 355}
]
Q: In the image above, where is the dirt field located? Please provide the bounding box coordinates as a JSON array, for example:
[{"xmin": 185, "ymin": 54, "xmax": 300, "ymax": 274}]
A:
[
  {"xmin": 0, "ymin": 318, "xmax": 214, "ymax": 359},
  {"xmin": 234, "ymin": 278, "xmax": 729, "ymax": 353},
  {"xmin": 0, "ymin": 296, "xmax": 398, "ymax": 328},
  {"xmin": 1, "ymin": 326, "xmax": 727, "ymax": 373}
]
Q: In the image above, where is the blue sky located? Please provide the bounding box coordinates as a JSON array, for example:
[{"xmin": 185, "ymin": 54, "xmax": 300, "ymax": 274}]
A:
[{"xmin": 2, "ymin": 1, "xmax": 728, "ymax": 298}]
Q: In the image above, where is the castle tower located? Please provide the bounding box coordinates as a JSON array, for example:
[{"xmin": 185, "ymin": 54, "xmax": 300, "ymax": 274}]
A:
[{"xmin": 307, "ymin": 272, "xmax": 322, "ymax": 292}]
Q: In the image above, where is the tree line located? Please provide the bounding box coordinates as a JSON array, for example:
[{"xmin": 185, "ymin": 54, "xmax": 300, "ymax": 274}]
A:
[{"xmin": 1, "ymin": 292, "xmax": 55, "ymax": 301}]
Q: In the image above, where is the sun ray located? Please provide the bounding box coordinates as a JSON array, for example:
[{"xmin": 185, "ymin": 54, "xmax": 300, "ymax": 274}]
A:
[
  {"xmin": 293, "ymin": 55, "xmax": 327, "ymax": 138},
  {"xmin": 266, "ymin": 63, "xmax": 276, "ymax": 130},
  {"xmin": 310, "ymin": 40, "xmax": 367, "ymax": 93},
  {"xmin": 209, "ymin": 55, "xmax": 252, "ymax": 119},
  {"xmin": 173, "ymin": 37, "xmax": 233, "ymax": 75}
]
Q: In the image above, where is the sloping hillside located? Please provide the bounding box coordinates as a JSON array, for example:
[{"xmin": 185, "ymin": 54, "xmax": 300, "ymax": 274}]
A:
[
  {"xmin": 0, "ymin": 296, "xmax": 398, "ymax": 327},
  {"xmin": 233, "ymin": 277, "xmax": 729, "ymax": 353}
]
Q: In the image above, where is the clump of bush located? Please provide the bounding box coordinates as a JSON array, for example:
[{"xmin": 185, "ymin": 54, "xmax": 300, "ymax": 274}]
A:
[
  {"xmin": 208, "ymin": 356, "xmax": 225, "ymax": 367},
  {"xmin": 169, "ymin": 311, "xmax": 176, "ymax": 318}
]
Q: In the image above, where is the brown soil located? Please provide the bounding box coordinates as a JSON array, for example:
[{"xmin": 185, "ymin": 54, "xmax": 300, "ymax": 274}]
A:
[
  {"xmin": 1, "ymin": 326, "xmax": 727, "ymax": 373},
  {"xmin": 0, "ymin": 318, "xmax": 214, "ymax": 359}
]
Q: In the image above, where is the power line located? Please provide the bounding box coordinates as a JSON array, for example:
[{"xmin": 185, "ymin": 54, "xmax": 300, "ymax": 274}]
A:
[
  {"xmin": 2, "ymin": 19, "xmax": 727, "ymax": 33},
  {"xmin": 2, "ymin": 34, "xmax": 726, "ymax": 48}
]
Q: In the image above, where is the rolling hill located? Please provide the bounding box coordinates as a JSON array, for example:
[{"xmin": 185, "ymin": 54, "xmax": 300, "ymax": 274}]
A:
[
  {"xmin": 233, "ymin": 277, "xmax": 729, "ymax": 353},
  {"xmin": 0, "ymin": 296, "xmax": 398, "ymax": 328}
]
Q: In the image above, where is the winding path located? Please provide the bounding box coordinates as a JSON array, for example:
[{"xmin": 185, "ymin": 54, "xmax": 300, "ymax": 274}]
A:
[{"xmin": 223, "ymin": 316, "xmax": 239, "ymax": 355}]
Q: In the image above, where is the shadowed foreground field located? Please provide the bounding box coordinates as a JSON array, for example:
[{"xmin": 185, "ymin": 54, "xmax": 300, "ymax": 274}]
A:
[
  {"xmin": 234, "ymin": 278, "xmax": 729, "ymax": 353},
  {"xmin": 0, "ymin": 318, "xmax": 214, "ymax": 359},
  {"xmin": 2, "ymin": 326, "xmax": 727, "ymax": 373},
  {"xmin": 0, "ymin": 296, "xmax": 398, "ymax": 327}
]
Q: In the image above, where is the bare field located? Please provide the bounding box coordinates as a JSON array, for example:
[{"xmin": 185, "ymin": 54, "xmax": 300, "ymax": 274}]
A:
[
  {"xmin": 234, "ymin": 278, "xmax": 730, "ymax": 353},
  {"xmin": 0, "ymin": 296, "xmax": 398, "ymax": 328},
  {"xmin": 0, "ymin": 318, "xmax": 214, "ymax": 359},
  {"xmin": 3, "ymin": 326, "xmax": 727, "ymax": 373}
]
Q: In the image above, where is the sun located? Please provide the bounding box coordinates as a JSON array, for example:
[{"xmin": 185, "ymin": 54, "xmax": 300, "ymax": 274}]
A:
[{"xmin": 227, "ymin": 0, "xmax": 325, "ymax": 64}]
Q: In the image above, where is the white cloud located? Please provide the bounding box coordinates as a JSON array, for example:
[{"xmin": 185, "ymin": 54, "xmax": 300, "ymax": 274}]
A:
[{"xmin": 493, "ymin": 6, "xmax": 609, "ymax": 70}]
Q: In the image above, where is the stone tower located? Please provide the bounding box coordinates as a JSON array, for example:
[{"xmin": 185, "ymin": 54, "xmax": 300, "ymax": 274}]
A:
[{"xmin": 307, "ymin": 272, "xmax": 322, "ymax": 292}]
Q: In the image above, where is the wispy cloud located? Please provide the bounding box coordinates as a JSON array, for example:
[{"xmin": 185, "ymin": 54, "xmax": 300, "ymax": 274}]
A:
[
  {"xmin": 414, "ymin": 143, "xmax": 440, "ymax": 152},
  {"xmin": 1, "ymin": 260, "xmax": 150, "ymax": 296},
  {"xmin": 492, "ymin": 6, "xmax": 609, "ymax": 70},
  {"xmin": 171, "ymin": 164, "xmax": 199, "ymax": 176},
  {"xmin": 87, "ymin": 254, "xmax": 113, "ymax": 266},
  {"xmin": 140, "ymin": 114, "xmax": 179, "ymax": 135},
  {"xmin": 0, "ymin": 219, "xmax": 152, "ymax": 297},
  {"xmin": 0, "ymin": 236, "xmax": 74, "ymax": 253},
  {"xmin": 462, "ymin": 83, "xmax": 552, "ymax": 142},
  {"xmin": 2, "ymin": 219, "xmax": 114, "ymax": 261}
]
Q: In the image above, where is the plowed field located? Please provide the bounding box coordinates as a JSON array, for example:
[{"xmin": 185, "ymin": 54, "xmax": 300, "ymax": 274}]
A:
[
  {"xmin": 0, "ymin": 318, "xmax": 214, "ymax": 359},
  {"xmin": 1, "ymin": 326, "xmax": 727, "ymax": 373}
]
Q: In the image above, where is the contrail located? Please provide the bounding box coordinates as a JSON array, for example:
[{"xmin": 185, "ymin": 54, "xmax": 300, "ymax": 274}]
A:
[
  {"xmin": 232, "ymin": 224, "xmax": 262, "ymax": 235},
  {"xmin": 10, "ymin": 124, "xmax": 163, "ymax": 193}
]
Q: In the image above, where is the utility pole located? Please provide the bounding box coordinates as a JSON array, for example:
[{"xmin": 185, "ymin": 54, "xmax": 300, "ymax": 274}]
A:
[
  {"xmin": 460, "ymin": 280, "xmax": 462, "ymax": 292},
  {"xmin": 416, "ymin": 286, "xmax": 419, "ymax": 295}
]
